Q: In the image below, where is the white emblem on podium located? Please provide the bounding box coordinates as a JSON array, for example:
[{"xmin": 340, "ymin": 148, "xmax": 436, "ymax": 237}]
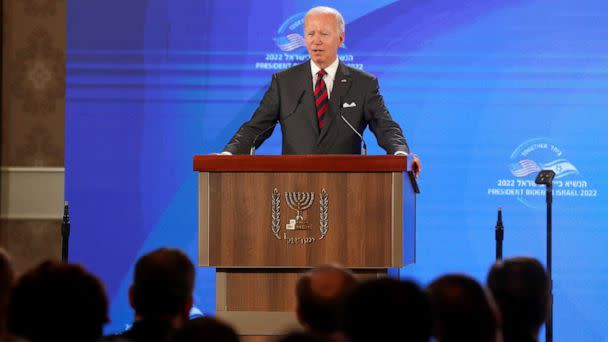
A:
[{"xmin": 270, "ymin": 188, "xmax": 329, "ymax": 244}]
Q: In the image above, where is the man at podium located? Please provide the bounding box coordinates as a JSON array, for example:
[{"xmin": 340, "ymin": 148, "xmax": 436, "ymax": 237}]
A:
[{"xmin": 221, "ymin": 6, "xmax": 421, "ymax": 176}]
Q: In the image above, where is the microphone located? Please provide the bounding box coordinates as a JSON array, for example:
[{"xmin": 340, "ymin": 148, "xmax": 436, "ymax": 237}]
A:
[
  {"xmin": 339, "ymin": 96, "xmax": 367, "ymax": 155},
  {"xmin": 250, "ymin": 122, "xmax": 277, "ymax": 155},
  {"xmin": 250, "ymin": 90, "xmax": 306, "ymax": 155}
]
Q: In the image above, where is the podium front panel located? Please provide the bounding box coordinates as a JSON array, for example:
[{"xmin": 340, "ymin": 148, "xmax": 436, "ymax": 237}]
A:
[{"xmin": 199, "ymin": 171, "xmax": 402, "ymax": 268}]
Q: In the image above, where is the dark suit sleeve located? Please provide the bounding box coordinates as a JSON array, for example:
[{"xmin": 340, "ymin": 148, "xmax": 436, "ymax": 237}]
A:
[
  {"xmin": 364, "ymin": 77, "xmax": 410, "ymax": 155},
  {"xmin": 223, "ymin": 74, "xmax": 281, "ymax": 154}
]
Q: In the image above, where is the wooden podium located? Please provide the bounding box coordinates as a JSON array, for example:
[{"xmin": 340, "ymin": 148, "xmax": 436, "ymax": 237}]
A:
[{"xmin": 193, "ymin": 155, "xmax": 418, "ymax": 341}]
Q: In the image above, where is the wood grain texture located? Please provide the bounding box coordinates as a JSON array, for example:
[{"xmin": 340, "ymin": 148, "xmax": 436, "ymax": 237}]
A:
[
  {"xmin": 224, "ymin": 270, "xmax": 301, "ymax": 311},
  {"xmin": 203, "ymin": 172, "xmax": 397, "ymax": 268},
  {"xmin": 215, "ymin": 310, "xmax": 299, "ymax": 335},
  {"xmin": 219, "ymin": 269, "xmax": 387, "ymax": 311}
]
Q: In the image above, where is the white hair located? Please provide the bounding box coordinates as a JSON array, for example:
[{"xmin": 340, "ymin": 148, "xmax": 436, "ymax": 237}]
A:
[{"xmin": 305, "ymin": 6, "xmax": 345, "ymax": 34}]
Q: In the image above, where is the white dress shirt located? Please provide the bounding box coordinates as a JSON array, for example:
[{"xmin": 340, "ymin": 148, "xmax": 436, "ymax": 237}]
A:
[{"xmin": 310, "ymin": 58, "xmax": 340, "ymax": 99}]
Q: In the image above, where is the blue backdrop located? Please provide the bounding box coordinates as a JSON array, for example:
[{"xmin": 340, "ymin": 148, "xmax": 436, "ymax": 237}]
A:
[{"xmin": 66, "ymin": 0, "xmax": 607, "ymax": 339}]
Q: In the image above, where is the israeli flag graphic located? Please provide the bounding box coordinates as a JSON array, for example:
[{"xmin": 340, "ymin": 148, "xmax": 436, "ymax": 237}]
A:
[
  {"xmin": 510, "ymin": 158, "xmax": 578, "ymax": 178},
  {"xmin": 542, "ymin": 159, "xmax": 578, "ymax": 179}
]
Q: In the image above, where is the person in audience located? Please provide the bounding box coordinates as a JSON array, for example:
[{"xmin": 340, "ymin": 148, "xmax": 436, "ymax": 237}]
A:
[
  {"xmin": 342, "ymin": 278, "xmax": 432, "ymax": 342},
  {"xmin": 171, "ymin": 316, "xmax": 238, "ymax": 342},
  {"xmin": 427, "ymin": 274, "xmax": 498, "ymax": 342},
  {"xmin": 487, "ymin": 257, "xmax": 548, "ymax": 342},
  {"xmin": 295, "ymin": 264, "xmax": 358, "ymax": 339},
  {"xmin": 278, "ymin": 331, "xmax": 333, "ymax": 342},
  {"xmin": 8, "ymin": 260, "xmax": 108, "ymax": 342},
  {"xmin": 0, "ymin": 249, "xmax": 14, "ymax": 341},
  {"xmin": 119, "ymin": 247, "xmax": 195, "ymax": 342}
]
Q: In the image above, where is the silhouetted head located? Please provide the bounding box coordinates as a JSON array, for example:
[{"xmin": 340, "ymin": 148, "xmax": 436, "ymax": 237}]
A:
[
  {"xmin": 0, "ymin": 249, "xmax": 14, "ymax": 335},
  {"xmin": 8, "ymin": 260, "xmax": 108, "ymax": 342},
  {"xmin": 296, "ymin": 264, "xmax": 358, "ymax": 334},
  {"xmin": 172, "ymin": 316, "xmax": 238, "ymax": 342},
  {"xmin": 487, "ymin": 257, "xmax": 547, "ymax": 342},
  {"xmin": 278, "ymin": 331, "xmax": 332, "ymax": 342},
  {"xmin": 130, "ymin": 248, "xmax": 195, "ymax": 326},
  {"xmin": 427, "ymin": 274, "xmax": 498, "ymax": 342},
  {"xmin": 342, "ymin": 278, "xmax": 432, "ymax": 342}
]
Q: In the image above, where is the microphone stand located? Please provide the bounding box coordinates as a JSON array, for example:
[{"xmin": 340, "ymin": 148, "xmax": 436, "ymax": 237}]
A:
[
  {"xmin": 546, "ymin": 185, "xmax": 553, "ymax": 342},
  {"xmin": 250, "ymin": 122, "xmax": 278, "ymax": 156},
  {"xmin": 535, "ymin": 170, "xmax": 555, "ymax": 342},
  {"xmin": 61, "ymin": 201, "xmax": 70, "ymax": 261},
  {"xmin": 250, "ymin": 90, "xmax": 305, "ymax": 155},
  {"xmin": 339, "ymin": 97, "xmax": 367, "ymax": 155},
  {"xmin": 495, "ymin": 207, "xmax": 503, "ymax": 261}
]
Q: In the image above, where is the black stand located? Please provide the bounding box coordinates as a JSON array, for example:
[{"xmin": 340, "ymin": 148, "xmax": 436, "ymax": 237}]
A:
[
  {"xmin": 495, "ymin": 207, "xmax": 503, "ymax": 261},
  {"xmin": 535, "ymin": 170, "xmax": 555, "ymax": 342},
  {"xmin": 545, "ymin": 184, "xmax": 553, "ymax": 342},
  {"xmin": 61, "ymin": 201, "xmax": 70, "ymax": 261}
]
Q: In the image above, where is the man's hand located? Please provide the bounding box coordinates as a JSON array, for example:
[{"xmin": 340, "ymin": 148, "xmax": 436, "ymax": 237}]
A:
[{"xmin": 411, "ymin": 154, "xmax": 422, "ymax": 178}]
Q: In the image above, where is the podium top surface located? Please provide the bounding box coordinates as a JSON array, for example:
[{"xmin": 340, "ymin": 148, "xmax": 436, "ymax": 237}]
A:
[{"xmin": 193, "ymin": 155, "xmax": 407, "ymax": 172}]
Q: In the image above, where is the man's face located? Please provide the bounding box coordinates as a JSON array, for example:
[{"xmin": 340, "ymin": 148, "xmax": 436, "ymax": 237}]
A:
[{"xmin": 304, "ymin": 13, "xmax": 344, "ymax": 69}]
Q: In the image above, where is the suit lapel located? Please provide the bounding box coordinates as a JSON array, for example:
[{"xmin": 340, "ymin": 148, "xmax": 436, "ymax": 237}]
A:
[
  {"xmin": 295, "ymin": 61, "xmax": 319, "ymax": 139},
  {"xmin": 318, "ymin": 61, "xmax": 352, "ymax": 144}
]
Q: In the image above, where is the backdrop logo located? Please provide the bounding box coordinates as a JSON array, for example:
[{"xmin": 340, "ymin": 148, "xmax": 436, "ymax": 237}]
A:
[
  {"xmin": 508, "ymin": 141, "xmax": 578, "ymax": 179},
  {"xmin": 487, "ymin": 137, "xmax": 598, "ymax": 208},
  {"xmin": 254, "ymin": 13, "xmax": 362, "ymax": 71},
  {"xmin": 274, "ymin": 13, "xmax": 307, "ymax": 52}
]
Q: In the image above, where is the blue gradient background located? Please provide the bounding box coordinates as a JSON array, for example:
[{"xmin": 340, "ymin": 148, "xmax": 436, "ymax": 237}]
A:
[{"xmin": 66, "ymin": 1, "xmax": 608, "ymax": 339}]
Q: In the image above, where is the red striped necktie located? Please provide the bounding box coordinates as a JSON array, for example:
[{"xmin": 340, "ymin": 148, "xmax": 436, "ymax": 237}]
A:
[{"xmin": 314, "ymin": 69, "xmax": 329, "ymax": 129}]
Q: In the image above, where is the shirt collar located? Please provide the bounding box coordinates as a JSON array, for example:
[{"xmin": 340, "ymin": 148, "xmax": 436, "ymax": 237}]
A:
[{"xmin": 310, "ymin": 57, "xmax": 340, "ymax": 79}]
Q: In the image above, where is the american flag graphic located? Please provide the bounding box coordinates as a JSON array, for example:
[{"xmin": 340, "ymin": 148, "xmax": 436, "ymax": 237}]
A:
[
  {"xmin": 276, "ymin": 33, "xmax": 306, "ymax": 52},
  {"xmin": 509, "ymin": 159, "xmax": 542, "ymax": 177}
]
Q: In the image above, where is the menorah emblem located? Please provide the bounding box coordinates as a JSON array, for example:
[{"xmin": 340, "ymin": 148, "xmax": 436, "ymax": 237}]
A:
[
  {"xmin": 270, "ymin": 188, "xmax": 329, "ymax": 242},
  {"xmin": 285, "ymin": 192, "xmax": 314, "ymax": 230}
]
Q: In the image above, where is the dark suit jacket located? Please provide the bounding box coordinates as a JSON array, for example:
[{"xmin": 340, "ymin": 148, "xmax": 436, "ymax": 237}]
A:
[{"xmin": 224, "ymin": 60, "xmax": 409, "ymax": 155}]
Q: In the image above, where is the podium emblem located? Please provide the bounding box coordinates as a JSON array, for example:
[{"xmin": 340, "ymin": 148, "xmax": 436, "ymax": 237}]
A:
[
  {"xmin": 271, "ymin": 188, "xmax": 329, "ymax": 244},
  {"xmin": 285, "ymin": 192, "xmax": 314, "ymax": 230}
]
